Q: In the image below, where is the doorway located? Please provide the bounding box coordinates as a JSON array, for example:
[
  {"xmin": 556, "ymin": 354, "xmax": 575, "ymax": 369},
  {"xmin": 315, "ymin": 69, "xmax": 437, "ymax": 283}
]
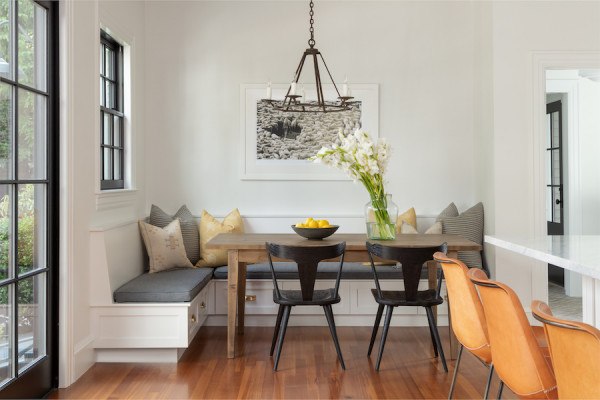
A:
[
  {"xmin": 0, "ymin": 0, "xmax": 58, "ymax": 397},
  {"xmin": 545, "ymin": 68, "xmax": 600, "ymax": 321}
]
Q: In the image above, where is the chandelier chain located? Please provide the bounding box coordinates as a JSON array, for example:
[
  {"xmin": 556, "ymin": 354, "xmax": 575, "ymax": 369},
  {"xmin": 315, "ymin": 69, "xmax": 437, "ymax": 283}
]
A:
[{"xmin": 308, "ymin": 0, "xmax": 315, "ymax": 48}]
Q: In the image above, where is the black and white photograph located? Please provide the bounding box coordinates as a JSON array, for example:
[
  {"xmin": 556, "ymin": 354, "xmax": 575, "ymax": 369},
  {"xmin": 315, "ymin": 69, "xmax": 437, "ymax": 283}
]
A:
[
  {"xmin": 241, "ymin": 84, "xmax": 379, "ymax": 180},
  {"xmin": 255, "ymin": 100, "xmax": 362, "ymax": 161}
]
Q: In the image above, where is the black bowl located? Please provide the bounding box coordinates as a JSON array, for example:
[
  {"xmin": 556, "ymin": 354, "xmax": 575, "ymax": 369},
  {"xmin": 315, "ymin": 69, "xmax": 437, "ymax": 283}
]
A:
[{"xmin": 291, "ymin": 225, "xmax": 339, "ymax": 240}]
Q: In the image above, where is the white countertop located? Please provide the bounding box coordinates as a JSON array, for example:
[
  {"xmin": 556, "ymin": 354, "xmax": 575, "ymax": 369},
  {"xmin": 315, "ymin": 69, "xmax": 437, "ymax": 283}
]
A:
[{"xmin": 485, "ymin": 235, "xmax": 600, "ymax": 280}]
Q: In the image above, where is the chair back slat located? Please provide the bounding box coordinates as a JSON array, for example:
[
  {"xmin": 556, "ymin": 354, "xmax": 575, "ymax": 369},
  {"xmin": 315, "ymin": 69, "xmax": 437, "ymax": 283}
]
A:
[
  {"xmin": 366, "ymin": 242, "xmax": 447, "ymax": 301},
  {"xmin": 266, "ymin": 242, "xmax": 346, "ymax": 301}
]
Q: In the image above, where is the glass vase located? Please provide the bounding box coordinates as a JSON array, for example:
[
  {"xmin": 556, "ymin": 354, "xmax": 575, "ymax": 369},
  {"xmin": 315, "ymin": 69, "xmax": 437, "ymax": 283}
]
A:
[{"xmin": 365, "ymin": 194, "xmax": 398, "ymax": 240}]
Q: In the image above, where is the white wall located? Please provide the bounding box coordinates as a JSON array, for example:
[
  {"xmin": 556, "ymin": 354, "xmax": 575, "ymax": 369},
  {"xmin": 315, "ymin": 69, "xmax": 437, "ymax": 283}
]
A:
[
  {"xmin": 144, "ymin": 1, "xmax": 483, "ymax": 219},
  {"xmin": 60, "ymin": 0, "xmax": 146, "ymax": 387},
  {"xmin": 491, "ymin": 1, "xmax": 600, "ymax": 311}
]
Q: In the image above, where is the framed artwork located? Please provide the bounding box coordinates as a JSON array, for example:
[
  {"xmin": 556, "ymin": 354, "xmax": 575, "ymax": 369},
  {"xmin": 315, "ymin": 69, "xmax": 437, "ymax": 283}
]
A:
[{"xmin": 240, "ymin": 83, "xmax": 379, "ymax": 180}]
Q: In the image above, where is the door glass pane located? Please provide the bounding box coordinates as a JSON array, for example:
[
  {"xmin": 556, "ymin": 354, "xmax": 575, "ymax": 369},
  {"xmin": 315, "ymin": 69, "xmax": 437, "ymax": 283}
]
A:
[
  {"xmin": 552, "ymin": 149, "xmax": 561, "ymax": 185},
  {"xmin": 0, "ymin": 0, "xmax": 13, "ymax": 80},
  {"xmin": 17, "ymin": 0, "xmax": 47, "ymax": 91},
  {"xmin": 551, "ymin": 111, "xmax": 560, "ymax": 148},
  {"xmin": 546, "ymin": 186, "xmax": 552, "ymax": 222},
  {"xmin": 0, "ymin": 285, "xmax": 13, "ymax": 384},
  {"xmin": 17, "ymin": 273, "xmax": 45, "ymax": 372},
  {"xmin": 17, "ymin": 184, "xmax": 45, "ymax": 275},
  {"xmin": 17, "ymin": 89, "xmax": 46, "ymax": 180},
  {"xmin": 546, "ymin": 114, "xmax": 551, "ymax": 148},
  {"xmin": 0, "ymin": 185, "xmax": 11, "ymax": 282},
  {"xmin": 0, "ymin": 83, "xmax": 13, "ymax": 180},
  {"xmin": 552, "ymin": 186, "xmax": 561, "ymax": 223}
]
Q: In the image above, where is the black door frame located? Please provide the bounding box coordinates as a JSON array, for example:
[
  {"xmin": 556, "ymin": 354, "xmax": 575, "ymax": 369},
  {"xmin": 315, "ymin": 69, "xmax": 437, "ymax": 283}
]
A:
[{"xmin": 0, "ymin": 0, "xmax": 58, "ymax": 397}]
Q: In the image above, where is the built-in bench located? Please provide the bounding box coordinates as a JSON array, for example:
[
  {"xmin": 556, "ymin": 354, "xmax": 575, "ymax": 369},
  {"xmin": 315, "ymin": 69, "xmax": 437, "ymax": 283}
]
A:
[{"xmin": 89, "ymin": 217, "xmax": 450, "ymax": 363}]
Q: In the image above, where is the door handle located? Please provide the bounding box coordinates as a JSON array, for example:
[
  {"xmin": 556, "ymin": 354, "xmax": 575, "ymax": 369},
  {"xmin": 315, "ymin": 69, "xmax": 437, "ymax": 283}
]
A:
[{"xmin": 555, "ymin": 199, "xmax": 562, "ymax": 205}]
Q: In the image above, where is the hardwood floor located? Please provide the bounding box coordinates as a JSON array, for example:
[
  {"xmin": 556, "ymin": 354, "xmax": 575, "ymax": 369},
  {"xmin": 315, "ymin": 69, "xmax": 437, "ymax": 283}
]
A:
[{"xmin": 50, "ymin": 326, "xmax": 514, "ymax": 399}]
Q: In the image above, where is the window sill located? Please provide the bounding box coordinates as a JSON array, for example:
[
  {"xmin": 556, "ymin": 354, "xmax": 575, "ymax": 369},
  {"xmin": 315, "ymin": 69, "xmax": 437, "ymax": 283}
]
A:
[{"xmin": 95, "ymin": 188, "xmax": 138, "ymax": 211}]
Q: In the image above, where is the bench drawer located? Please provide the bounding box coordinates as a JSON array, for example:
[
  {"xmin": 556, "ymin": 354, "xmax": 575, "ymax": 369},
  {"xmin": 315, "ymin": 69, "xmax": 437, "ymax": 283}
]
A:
[
  {"xmin": 214, "ymin": 280, "xmax": 279, "ymax": 315},
  {"xmin": 188, "ymin": 285, "xmax": 210, "ymax": 340}
]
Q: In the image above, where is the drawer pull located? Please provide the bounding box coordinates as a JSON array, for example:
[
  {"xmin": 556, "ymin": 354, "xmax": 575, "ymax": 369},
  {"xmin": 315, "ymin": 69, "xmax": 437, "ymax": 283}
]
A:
[
  {"xmin": 200, "ymin": 302, "xmax": 206, "ymax": 310},
  {"xmin": 245, "ymin": 295, "xmax": 257, "ymax": 302},
  {"xmin": 191, "ymin": 314, "xmax": 197, "ymax": 323}
]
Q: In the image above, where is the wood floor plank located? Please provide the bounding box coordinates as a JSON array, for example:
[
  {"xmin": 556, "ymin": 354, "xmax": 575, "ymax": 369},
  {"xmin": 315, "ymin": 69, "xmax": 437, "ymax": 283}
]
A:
[{"xmin": 49, "ymin": 327, "xmax": 517, "ymax": 399}]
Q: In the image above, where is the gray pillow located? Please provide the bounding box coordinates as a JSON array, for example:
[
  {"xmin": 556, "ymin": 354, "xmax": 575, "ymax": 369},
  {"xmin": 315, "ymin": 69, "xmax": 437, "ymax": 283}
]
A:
[
  {"xmin": 436, "ymin": 202, "xmax": 459, "ymax": 221},
  {"xmin": 149, "ymin": 204, "xmax": 200, "ymax": 265},
  {"xmin": 437, "ymin": 202, "xmax": 484, "ymax": 268}
]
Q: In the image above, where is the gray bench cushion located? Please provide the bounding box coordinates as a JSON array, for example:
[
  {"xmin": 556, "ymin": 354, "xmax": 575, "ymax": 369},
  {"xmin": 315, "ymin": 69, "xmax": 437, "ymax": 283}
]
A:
[
  {"xmin": 213, "ymin": 262, "xmax": 429, "ymax": 280},
  {"xmin": 114, "ymin": 267, "xmax": 214, "ymax": 303}
]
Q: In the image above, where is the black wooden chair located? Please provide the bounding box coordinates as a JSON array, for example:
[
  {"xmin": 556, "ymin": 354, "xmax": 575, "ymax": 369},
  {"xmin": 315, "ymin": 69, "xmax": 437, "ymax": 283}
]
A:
[
  {"xmin": 366, "ymin": 242, "xmax": 448, "ymax": 372},
  {"xmin": 266, "ymin": 241, "xmax": 346, "ymax": 371}
]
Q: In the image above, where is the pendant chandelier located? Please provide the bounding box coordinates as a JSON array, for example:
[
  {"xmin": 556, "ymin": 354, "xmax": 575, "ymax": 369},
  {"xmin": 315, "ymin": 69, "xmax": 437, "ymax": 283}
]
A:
[{"xmin": 265, "ymin": 0, "xmax": 353, "ymax": 113}]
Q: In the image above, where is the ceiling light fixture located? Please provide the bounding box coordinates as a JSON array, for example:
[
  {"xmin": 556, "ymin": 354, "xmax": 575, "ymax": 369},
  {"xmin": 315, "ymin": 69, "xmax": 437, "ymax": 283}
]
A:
[{"xmin": 265, "ymin": 0, "xmax": 353, "ymax": 113}]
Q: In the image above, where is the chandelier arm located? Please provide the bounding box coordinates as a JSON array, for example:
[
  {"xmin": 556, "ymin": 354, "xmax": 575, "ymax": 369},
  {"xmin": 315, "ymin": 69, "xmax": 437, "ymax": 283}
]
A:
[
  {"xmin": 312, "ymin": 53, "xmax": 326, "ymax": 111},
  {"xmin": 318, "ymin": 53, "xmax": 343, "ymax": 98}
]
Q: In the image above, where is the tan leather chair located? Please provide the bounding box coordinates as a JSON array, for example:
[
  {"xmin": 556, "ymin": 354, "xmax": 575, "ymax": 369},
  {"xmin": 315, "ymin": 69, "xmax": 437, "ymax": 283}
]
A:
[
  {"xmin": 532, "ymin": 300, "xmax": 600, "ymax": 399},
  {"xmin": 433, "ymin": 253, "xmax": 495, "ymax": 399},
  {"xmin": 468, "ymin": 269, "xmax": 557, "ymax": 399}
]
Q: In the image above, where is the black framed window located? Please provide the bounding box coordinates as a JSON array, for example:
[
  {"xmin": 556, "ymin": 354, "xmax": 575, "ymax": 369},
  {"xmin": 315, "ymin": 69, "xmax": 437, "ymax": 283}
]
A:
[{"xmin": 99, "ymin": 31, "xmax": 124, "ymax": 190}]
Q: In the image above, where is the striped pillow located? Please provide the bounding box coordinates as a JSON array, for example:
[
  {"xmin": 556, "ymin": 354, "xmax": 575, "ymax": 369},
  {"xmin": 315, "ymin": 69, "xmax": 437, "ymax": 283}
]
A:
[
  {"xmin": 149, "ymin": 204, "xmax": 200, "ymax": 265},
  {"xmin": 438, "ymin": 202, "xmax": 484, "ymax": 268}
]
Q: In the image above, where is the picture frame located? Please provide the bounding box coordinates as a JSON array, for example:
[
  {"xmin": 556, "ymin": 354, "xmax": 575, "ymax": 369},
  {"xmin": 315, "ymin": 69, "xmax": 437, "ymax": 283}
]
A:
[{"xmin": 240, "ymin": 83, "xmax": 379, "ymax": 181}]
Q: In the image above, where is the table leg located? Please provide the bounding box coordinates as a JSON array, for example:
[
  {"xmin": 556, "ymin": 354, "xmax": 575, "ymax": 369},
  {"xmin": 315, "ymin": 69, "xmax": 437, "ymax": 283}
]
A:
[
  {"xmin": 447, "ymin": 250, "xmax": 459, "ymax": 359},
  {"xmin": 427, "ymin": 260, "xmax": 440, "ymax": 358},
  {"xmin": 227, "ymin": 250, "xmax": 239, "ymax": 359},
  {"xmin": 237, "ymin": 262, "xmax": 247, "ymax": 335}
]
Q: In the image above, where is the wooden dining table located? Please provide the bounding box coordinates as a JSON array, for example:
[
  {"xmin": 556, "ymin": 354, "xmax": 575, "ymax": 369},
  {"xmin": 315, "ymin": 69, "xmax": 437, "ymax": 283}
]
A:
[{"xmin": 206, "ymin": 232, "xmax": 482, "ymax": 359}]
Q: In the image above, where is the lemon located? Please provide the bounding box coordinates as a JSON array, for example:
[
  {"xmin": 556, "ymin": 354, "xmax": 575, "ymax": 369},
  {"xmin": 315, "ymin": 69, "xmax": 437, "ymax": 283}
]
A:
[
  {"xmin": 295, "ymin": 223, "xmax": 305, "ymax": 228},
  {"xmin": 318, "ymin": 220, "xmax": 330, "ymax": 228},
  {"xmin": 304, "ymin": 217, "xmax": 314, "ymax": 225},
  {"xmin": 308, "ymin": 220, "xmax": 319, "ymax": 228}
]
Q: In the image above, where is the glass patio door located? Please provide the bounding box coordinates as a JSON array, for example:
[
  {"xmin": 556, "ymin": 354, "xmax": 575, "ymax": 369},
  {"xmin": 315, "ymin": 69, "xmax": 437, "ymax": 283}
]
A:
[{"xmin": 0, "ymin": 0, "xmax": 57, "ymax": 397}]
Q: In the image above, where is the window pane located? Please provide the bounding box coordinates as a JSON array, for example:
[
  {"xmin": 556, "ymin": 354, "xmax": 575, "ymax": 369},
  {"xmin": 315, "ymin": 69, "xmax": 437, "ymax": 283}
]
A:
[
  {"xmin": 17, "ymin": 89, "xmax": 46, "ymax": 180},
  {"xmin": 17, "ymin": 0, "xmax": 47, "ymax": 91},
  {"xmin": 0, "ymin": 285, "xmax": 13, "ymax": 384},
  {"xmin": 0, "ymin": 185, "xmax": 12, "ymax": 282},
  {"xmin": 18, "ymin": 273, "xmax": 45, "ymax": 372},
  {"xmin": 104, "ymin": 47, "xmax": 113, "ymax": 80},
  {"xmin": 17, "ymin": 184, "xmax": 45, "ymax": 275},
  {"xmin": 552, "ymin": 149, "xmax": 561, "ymax": 185},
  {"xmin": 114, "ymin": 150, "xmax": 121, "ymax": 180},
  {"xmin": 103, "ymin": 147, "xmax": 111, "ymax": 180},
  {"xmin": 102, "ymin": 113, "xmax": 111, "ymax": 145},
  {"xmin": 99, "ymin": 78, "xmax": 104, "ymax": 107},
  {"xmin": 0, "ymin": 0, "xmax": 13, "ymax": 80},
  {"xmin": 113, "ymin": 116, "xmax": 121, "ymax": 147},
  {"xmin": 0, "ymin": 83, "xmax": 13, "ymax": 180},
  {"xmin": 105, "ymin": 81, "xmax": 114, "ymax": 109}
]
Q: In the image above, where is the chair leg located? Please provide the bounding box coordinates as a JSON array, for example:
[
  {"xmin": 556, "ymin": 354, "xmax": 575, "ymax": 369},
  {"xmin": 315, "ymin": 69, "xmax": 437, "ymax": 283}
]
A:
[
  {"xmin": 496, "ymin": 381, "xmax": 504, "ymax": 399},
  {"xmin": 270, "ymin": 304, "xmax": 284, "ymax": 356},
  {"xmin": 448, "ymin": 344, "xmax": 464, "ymax": 399},
  {"xmin": 273, "ymin": 305, "xmax": 291, "ymax": 371},
  {"xmin": 426, "ymin": 309, "xmax": 439, "ymax": 357},
  {"xmin": 484, "ymin": 364, "xmax": 494, "ymax": 400},
  {"xmin": 368, "ymin": 304, "xmax": 385, "ymax": 356},
  {"xmin": 323, "ymin": 305, "xmax": 346, "ymax": 370},
  {"xmin": 375, "ymin": 305, "xmax": 394, "ymax": 371},
  {"xmin": 425, "ymin": 306, "xmax": 448, "ymax": 373}
]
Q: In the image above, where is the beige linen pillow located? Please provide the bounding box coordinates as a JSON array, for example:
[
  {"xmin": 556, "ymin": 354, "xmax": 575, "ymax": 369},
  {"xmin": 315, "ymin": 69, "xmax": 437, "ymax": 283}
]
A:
[
  {"xmin": 196, "ymin": 209, "xmax": 244, "ymax": 267},
  {"xmin": 400, "ymin": 221, "xmax": 442, "ymax": 234},
  {"xmin": 395, "ymin": 207, "xmax": 417, "ymax": 234},
  {"xmin": 139, "ymin": 219, "xmax": 194, "ymax": 273}
]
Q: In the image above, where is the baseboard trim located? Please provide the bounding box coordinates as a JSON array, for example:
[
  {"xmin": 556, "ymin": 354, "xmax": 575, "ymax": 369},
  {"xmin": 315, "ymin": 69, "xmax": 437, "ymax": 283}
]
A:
[{"xmin": 95, "ymin": 348, "xmax": 187, "ymax": 363}]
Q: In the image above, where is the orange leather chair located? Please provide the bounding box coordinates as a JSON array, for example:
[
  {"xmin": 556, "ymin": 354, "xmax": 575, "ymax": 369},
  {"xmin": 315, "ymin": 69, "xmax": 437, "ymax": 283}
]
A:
[
  {"xmin": 433, "ymin": 253, "xmax": 495, "ymax": 399},
  {"xmin": 532, "ymin": 300, "xmax": 600, "ymax": 399},
  {"xmin": 468, "ymin": 269, "xmax": 557, "ymax": 399}
]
